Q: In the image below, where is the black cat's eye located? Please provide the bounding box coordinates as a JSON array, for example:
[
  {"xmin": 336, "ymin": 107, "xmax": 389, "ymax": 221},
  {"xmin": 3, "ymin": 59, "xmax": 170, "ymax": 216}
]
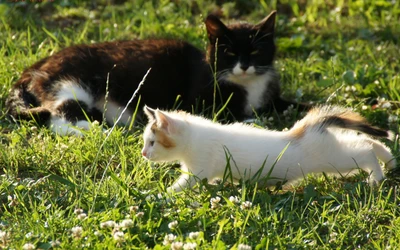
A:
[
  {"xmin": 251, "ymin": 49, "xmax": 259, "ymax": 55},
  {"xmin": 224, "ymin": 48, "xmax": 236, "ymax": 56},
  {"xmin": 150, "ymin": 141, "xmax": 155, "ymax": 146}
]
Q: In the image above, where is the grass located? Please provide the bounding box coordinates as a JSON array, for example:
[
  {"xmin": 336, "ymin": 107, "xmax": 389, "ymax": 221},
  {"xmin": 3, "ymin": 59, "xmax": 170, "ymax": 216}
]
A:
[{"xmin": 1, "ymin": 0, "xmax": 400, "ymax": 249}]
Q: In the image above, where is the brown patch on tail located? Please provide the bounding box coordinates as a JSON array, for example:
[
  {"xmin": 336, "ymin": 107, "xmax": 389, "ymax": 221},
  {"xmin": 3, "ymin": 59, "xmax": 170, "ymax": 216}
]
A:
[{"xmin": 289, "ymin": 106, "xmax": 388, "ymax": 139}]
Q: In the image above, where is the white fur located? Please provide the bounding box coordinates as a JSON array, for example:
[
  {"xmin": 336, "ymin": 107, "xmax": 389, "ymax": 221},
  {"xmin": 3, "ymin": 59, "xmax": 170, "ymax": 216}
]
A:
[
  {"xmin": 54, "ymin": 79, "xmax": 94, "ymax": 108},
  {"xmin": 142, "ymin": 107, "xmax": 396, "ymax": 193},
  {"xmin": 94, "ymin": 97, "xmax": 132, "ymax": 125},
  {"xmin": 227, "ymin": 67, "xmax": 273, "ymax": 115},
  {"xmin": 50, "ymin": 117, "xmax": 84, "ymax": 136}
]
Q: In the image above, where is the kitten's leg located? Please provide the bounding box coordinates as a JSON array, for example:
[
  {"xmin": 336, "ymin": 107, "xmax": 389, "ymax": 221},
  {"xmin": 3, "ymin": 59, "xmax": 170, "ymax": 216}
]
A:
[
  {"xmin": 167, "ymin": 171, "xmax": 210, "ymax": 193},
  {"xmin": 363, "ymin": 154, "xmax": 385, "ymax": 186},
  {"xmin": 167, "ymin": 173, "xmax": 191, "ymax": 193}
]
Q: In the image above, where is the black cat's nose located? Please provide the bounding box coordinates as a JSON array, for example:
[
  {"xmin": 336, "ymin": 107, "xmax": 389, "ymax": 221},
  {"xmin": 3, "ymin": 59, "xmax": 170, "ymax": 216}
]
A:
[{"xmin": 240, "ymin": 64, "xmax": 249, "ymax": 71}]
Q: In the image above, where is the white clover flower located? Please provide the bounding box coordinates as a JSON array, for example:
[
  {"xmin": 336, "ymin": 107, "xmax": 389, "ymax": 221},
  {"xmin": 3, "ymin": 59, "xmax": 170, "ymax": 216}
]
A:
[
  {"xmin": 22, "ymin": 243, "xmax": 36, "ymax": 250},
  {"xmin": 71, "ymin": 226, "xmax": 83, "ymax": 239},
  {"xmin": 119, "ymin": 219, "xmax": 134, "ymax": 228},
  {"xmin": 381, "ymin": 102, "xmax": 391, "ymax": 109},
  {"xmin": 388, "ymin": 115, "xmax": 398, "ymax": 123},
  {"xmin": 171, "ymin": 241, "xmax": 184, "ymax": 250},
  {"xmin": 240, "ymin": 201, "xmax": 253, "ymax": 210},
  {"xmin": 129, "ymin": 206, "xmax": 139, "ymax": 213},
  {"xmin": 183, "ymin": 242, "xmax": 197, "ymax": 250},
  {"xmin": 229, "ymin": 196, "xmax": 240, "ymax": 204},
  {"xmin": 136, "ymin": 212, "xmax": 145, "ymax": 218},
  {"xmin": 188, "ymin": 231, "xmax": 200, "ymax": 240},
  {"xmin": 113, "ymin": 231, "xmax": 125, "ymax": 243},
  {"xmin": 190, "ymin": 201, "xmax": 200, "ymax": 208},
  {"xmin": 77, "ymin": 213, "xmax": 87, "ymax": 220},
  {"xmin": 210, "ymin": 196, "xmax": 221, "ymax": 209},
  {"xmin": 100, "ymin": 220, "xmax": 116, "ymax": 229},
  {"xmin": 163, "ymin": 233, "xmax": 176, "ymax": 245},
  {"xmin": 74, "ymin": 208, "xmax": 84, "ymax": 215},
  {"xmin": 94, "ymin": 231, "xmax": 102, "ymax": 237},
  {"xmin": 50, "ymin": 240, "xmax": 61, "ymax": 247},
  {"xmin": 0, "ymin": 230, "xmax": 10, "ymax": 245},
  {"xmin": 145, "ymin": 194, "xmax": 155, "ymax": 201},
  {"xmin": 168, "ymin": 220, "xmax": 178, "ymax": 230},
  {"xmin": 7, "ymin": 195, "xmax": 18, "ymax": 207},
  {"xmin": 238, "ymin": 243, "xmax": 252, "ymax": 250},
  {"xmin": 25, "ymin": 232, "xmax": 33, "ymax": 239}
]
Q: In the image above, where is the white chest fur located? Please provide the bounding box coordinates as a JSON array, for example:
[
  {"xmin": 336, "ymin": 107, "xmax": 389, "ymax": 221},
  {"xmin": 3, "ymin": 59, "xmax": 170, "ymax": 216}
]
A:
[{"xmin": 227, "ymin": 69, "xmax": 272, "ymax": 116}]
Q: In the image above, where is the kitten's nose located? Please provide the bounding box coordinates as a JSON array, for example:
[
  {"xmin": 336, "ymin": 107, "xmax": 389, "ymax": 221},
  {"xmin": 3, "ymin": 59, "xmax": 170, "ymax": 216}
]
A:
[{"xmin": 142, "ymin": 150, "xmax": 147, "ymax": 157}]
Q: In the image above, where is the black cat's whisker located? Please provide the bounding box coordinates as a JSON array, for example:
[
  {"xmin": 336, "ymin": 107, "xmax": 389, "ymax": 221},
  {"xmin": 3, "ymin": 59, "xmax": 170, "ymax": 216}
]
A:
[
  {"xmin": 251, "ymin": 32, "xmax": 273, "ymax": 45},
  {"xmin": 223, "ymin": 35, "xmax": 234, "ymax": 46}
]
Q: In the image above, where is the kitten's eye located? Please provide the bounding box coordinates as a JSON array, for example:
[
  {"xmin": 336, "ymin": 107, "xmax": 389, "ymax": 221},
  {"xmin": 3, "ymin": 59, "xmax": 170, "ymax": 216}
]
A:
[
  {"xmin": 224, "ymin": 48, "xmax": 236, "ymax": 56},
  {"xmin": 150, "ymin": 141, "xmax": 155, "ymax": 146},
  {"xmin": 250, "ymin": 50, "xmax": 259, "ymax": 55}
]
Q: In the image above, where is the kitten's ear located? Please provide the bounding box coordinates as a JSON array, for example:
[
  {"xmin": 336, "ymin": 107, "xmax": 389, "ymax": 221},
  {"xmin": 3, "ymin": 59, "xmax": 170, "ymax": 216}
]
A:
[
  {"xmin": 205, "ymin": 14, "xmax": 229, "ymax": 43},
  {"xmin": 255, "ymin": 10, "xmax": 276, "ymax": 34},
  {"xmin": 144, "ymin": 105, "xmax": 156, "ymax": 121},
  {"xmin": 155, "ymin": 110, "xmax": 176, "ymax": 135}
]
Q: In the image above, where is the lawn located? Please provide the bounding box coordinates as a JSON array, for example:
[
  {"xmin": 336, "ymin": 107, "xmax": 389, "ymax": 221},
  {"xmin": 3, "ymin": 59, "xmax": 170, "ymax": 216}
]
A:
[{"xmin": 0, "ymin": 0, "xmax": 400, "ymax": 249}]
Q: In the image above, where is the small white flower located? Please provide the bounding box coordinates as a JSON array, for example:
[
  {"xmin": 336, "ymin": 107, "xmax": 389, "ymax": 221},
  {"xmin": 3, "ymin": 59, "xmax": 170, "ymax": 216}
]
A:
[
  {"xmin": 388, "ymin": 115, "xmax": 398, "ymax": 123},
  {"xmin": 188, "ymin": 231, "xmax": 200, "ymax": 240},
  {"xmin": 100, "ymin": 220, "xmax": 116, "ymax": 229},
  {"xmin": 240, "ymin": 201, "xmax": 253, "ymax": 210},
  {"xmin": 119, "ymin": 219, "xmax": 134, "ymax": 228},
  {"xmin": 25, "ymin": 232, "xmax": 33, "ymax": 239},
  {"xmin": 210, "ymin": 196, "xmax": 221, "ymax": 209},
  {"xmin": 183, "ymin": 242, "xmax": 197, "ymax": 250},
  {"xmin": 94, "ymin": 231, "xmax": 102, "ymax": 237},
  {"xmin": 77, "ymin": 213, "xmax": 87, "ymax": 220},
  {"xmin": 190, "ymin": 201, "xmax": 200, "ymax": 208},
  {"xmin": 136, "ymin": 212, "xmax": 144, "ymax": 218},
  {"xmin": 238, "ymin": 243, "xmax": 252, "ymax": 250},
  {"xmin": 381, "ymin": 102, "xmax": 391, "ymax": 109},
  {"xmin": 145, "ymin": 195, "xmax": 155, "ymax": 201},
  {"xmin": 22, "ymin": 243, "xmax": 36, "ymax": 250},
  {"xmin": 229, "ymin": 196, "xmax": 240, "ymax": 204},
  {"xmin": 71, "ymin": 226, "xmax": 83, "ymax": 239},
  {"xmin": 0, "ymin": 230, "xmax": 10, "ymax": 245},
  {"xmin": 168, "ymin": 220, "xmax": 178, "ymax": 230},
  {"xmin": 362, "ymin": 105, "xmax": 368, "ymax": 110},
  {"xmin": 163, "ymin": 233, "xmax": 176, "ymax": 245},
  {"xmin": 74, "ymin": 208, "xmax": 84, "ymax": 215},
  {"xmin": 50, "ymin": 240, "xmax": 61, "ymax": 247},
  {"xmin": 129, "ymin": 206, "xmax": 139, "ymax": 213},
  {"xmin": 171, "ymin": 241, "xmax": 183, "ymax": 250},
  {"xmin": 113, "ymin": 231, "xmax": 125, "ymax": 242}
]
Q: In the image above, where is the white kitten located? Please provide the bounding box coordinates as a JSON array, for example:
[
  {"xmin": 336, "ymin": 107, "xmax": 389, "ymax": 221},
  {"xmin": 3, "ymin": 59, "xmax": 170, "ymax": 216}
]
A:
[{"xmin": 141, "ymin": 105, "xmax": 396, "ymax": 193}]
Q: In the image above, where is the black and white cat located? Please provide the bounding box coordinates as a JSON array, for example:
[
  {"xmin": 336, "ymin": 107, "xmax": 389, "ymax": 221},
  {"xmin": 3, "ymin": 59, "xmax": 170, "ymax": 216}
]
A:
[
  {"xmin": 6, "ymin": 11, "xmax": 306, "ymax": 135},
  {"xmin": 142, "ymin": 105, "xmax": 395, "ymax": 193}
]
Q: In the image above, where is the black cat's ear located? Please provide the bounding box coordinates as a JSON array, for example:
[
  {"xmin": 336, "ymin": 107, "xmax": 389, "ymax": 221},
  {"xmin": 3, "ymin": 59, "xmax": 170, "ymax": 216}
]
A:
[
  {"xmin": 144, "ymin": 105, "xmax": 156, "ymax": 121},
  {"xmin": 255, "ymin": 10, "xmax": 276, "ymax": 34},
  {"xmin": 205, "ymin": 14, "xmax": 229, "ymax": 43}
]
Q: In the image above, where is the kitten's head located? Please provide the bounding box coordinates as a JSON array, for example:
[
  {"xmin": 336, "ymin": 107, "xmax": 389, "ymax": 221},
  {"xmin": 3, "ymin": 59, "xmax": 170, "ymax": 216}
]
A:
[
  {"xmin": 205, "ymin": 11, "xmax": 277, "ymax": 84},
  {"xmin": 142, "ymin": 106, "xmax": 185, "ymax": 162}
]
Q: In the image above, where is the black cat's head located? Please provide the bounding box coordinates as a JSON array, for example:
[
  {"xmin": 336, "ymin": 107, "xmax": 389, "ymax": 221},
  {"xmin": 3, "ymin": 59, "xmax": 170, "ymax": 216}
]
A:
[{"xmin": 205, "ymin": 11, "xmax": 276, "ymax": 84}]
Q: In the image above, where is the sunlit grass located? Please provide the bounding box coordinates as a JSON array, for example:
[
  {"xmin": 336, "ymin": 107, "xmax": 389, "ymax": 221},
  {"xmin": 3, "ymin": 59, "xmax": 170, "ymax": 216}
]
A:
[{"xmin": 0, "ymin": 0, "xmax": 399, "ymax": 248}]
